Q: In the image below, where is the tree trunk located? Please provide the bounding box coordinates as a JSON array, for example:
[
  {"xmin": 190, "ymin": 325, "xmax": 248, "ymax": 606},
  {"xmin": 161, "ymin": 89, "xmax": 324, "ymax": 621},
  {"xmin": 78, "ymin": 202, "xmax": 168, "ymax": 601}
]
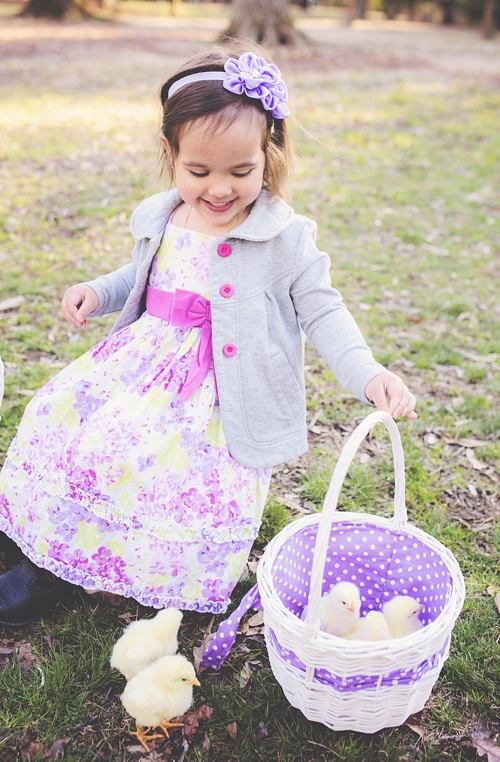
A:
[
  {"xmin": 20, "ymin": 0, "xmax": 94, "ymax": 19},
  {"xmin": 482, "ymin": 0, "xmax": 496, "ymax": 38},
  {"xmin": 224, "ymin": 0, "xmax": 303, "ymax": 46},
  {"xmin": 439, "ymin": 0, "xmax": 456, "ymax": 24},
  {"xmin": 352, "ymin": 0, "xmax": 367, "ymax": 20}
]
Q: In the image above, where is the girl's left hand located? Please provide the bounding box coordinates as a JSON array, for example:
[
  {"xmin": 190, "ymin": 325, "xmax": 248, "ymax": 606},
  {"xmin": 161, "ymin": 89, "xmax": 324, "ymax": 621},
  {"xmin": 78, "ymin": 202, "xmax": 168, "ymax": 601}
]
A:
[{"xmin": 365, "ymin": 372, "xmax": 417, "ymax": 420}]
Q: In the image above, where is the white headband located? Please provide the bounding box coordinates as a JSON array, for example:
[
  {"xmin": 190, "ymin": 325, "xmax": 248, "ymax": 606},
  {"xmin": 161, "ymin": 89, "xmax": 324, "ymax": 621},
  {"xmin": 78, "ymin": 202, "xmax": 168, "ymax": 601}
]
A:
[{"xmin": 168, "ymin": 71, "xmax": 226, "ymax": 98}]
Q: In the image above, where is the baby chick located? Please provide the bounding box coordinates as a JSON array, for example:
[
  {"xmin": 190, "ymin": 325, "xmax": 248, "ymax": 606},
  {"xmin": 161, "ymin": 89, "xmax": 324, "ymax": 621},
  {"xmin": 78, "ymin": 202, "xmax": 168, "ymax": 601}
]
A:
[
  {"xmin": 121, "ymin": 653, "xmax": 200, "ymax": 751},
  {"xmin": 382, "ymin": 595, "xmax": 424, "ymax": 638},
  {"xmin": 302, "ymin": 581, "xmax": 361, "ymax": 637},
  {"xmin": 348, "ymin": 610, "xmax": 392, "ymax": 641},
  {"xmin": 111, "ymin": 608, "xmax": 183, "ymax": 680}
]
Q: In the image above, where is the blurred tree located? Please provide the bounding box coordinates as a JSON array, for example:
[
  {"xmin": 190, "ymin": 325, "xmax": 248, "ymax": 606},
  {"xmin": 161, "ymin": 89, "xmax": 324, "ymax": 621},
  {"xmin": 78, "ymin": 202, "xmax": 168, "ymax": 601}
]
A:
[
  {"xmin": 482, "ymin": 0, "xmax": 496, "ymax": 36},
  {"xmin": 352, "ymin": 0, "xmax": 367, "ymax": 19},
  {"xmin": 20, "ymin": 0, "xmax": 93, "ymax": 18},
  {"xmin": 224, "ymin": 0, "xmax": 303, "ymax": 45},
  {"xmin": 438, "ymin": 0, "xmax": 456, "ymax": 22}
]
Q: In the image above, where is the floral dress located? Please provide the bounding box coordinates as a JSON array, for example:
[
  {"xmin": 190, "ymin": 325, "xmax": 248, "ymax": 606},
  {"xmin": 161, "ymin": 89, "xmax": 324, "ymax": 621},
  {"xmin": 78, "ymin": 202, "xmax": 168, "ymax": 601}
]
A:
[{"xmin": 0, "ymin": 223, "xmax": 271, "ymax": 613}]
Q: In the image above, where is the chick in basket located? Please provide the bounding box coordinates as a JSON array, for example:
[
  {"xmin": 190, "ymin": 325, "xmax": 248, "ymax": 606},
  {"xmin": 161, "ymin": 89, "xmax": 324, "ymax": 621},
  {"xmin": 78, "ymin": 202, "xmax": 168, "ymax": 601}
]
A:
[
  {"xmin": 111, "ymin": 608, "xmax": 183, "ymax": 680},
  {"xmin": 301, "ymin": 581, "xmax": 361, "ymax": 637},
  {"xmin": 121, "ymin": 653, "xmax": 200, "ymax": 751},
  {"xmin": 382, "ymin": 595, "xmax": 424, "ymax": 638},
  {"xmin": 348, "ymin": 610, "xmax": 392, "ymax": 641}
]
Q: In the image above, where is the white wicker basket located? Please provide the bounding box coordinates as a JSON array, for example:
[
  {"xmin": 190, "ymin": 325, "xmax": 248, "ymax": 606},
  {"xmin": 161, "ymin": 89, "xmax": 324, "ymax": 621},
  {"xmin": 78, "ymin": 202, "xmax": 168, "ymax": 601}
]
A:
[{"xmin": 256, "ymin": 411, "xmax": 466, "ymax": 733}]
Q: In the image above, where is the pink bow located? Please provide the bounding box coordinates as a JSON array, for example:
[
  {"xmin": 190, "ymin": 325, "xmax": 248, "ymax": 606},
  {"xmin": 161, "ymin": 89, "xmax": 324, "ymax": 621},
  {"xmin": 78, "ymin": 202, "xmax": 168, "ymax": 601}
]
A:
[{"xmin": 146, "ymin": 286, "xmax": 214, "ymax": 401}]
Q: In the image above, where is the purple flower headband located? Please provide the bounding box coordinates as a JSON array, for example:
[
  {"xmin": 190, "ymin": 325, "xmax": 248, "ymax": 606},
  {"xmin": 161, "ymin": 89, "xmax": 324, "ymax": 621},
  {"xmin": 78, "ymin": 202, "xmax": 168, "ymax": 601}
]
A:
[{"xmin": 168, "ymin": 52, "xmax": 290, "ymax": 120}]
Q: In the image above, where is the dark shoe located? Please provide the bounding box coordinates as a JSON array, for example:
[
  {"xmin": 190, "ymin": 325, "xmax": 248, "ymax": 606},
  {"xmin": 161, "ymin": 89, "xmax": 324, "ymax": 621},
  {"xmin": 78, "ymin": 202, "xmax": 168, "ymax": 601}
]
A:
[
  {"xmin": 0, "ymin": 557, "xmax": 70, "ymax": 627},
  {"xmin": 0, "ymin": 532, "xmax": 23, "ymax": 567}
]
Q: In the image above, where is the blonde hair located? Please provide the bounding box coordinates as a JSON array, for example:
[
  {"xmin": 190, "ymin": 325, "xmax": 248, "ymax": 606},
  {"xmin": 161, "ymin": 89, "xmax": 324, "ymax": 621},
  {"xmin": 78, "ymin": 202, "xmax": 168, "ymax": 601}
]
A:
[{"xmin": 159, "ymin": 41, "xmax": 294, "ymax": 200}]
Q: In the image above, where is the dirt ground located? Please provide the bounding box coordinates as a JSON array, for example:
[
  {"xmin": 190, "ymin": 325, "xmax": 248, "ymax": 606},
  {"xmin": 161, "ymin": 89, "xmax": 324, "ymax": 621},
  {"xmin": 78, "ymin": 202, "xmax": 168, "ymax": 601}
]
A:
[{"xmin": 1, "ymin": 14, "xmax": 499, "ymax": 90}]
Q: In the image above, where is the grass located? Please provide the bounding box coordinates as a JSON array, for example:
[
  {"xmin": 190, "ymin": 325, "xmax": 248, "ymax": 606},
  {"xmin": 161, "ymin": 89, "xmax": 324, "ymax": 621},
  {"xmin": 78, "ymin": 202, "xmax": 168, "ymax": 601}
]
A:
[{"xmin": 0, "ymin": 18, "xmax": 499, "ymax": 762}]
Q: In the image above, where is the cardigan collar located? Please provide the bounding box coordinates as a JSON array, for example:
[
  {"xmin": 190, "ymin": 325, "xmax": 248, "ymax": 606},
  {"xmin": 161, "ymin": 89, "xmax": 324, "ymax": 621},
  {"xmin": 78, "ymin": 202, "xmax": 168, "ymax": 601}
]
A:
[{"xmin": 130, "ymin": 188, "xmax": 295, "ymax": 243}]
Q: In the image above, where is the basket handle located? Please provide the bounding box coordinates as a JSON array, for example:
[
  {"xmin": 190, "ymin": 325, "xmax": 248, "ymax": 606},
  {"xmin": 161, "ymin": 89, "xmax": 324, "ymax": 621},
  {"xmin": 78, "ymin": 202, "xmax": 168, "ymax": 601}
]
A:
[{"xmin": 302, "ymin": 411, "xmax": 407, "ymax": 639}]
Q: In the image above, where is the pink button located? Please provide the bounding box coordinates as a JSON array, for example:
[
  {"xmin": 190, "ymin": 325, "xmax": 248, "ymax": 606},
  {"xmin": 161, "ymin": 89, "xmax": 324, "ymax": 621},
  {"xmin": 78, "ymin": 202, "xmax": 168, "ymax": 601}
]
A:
[
  {"xmin": 220, "ymin": 284, "xmax": 234, "ymax": 298},
  {"xmin": 223, "ymin": 343, "xmax": 237, "ymax": 357},
  {"xmin": 217, "ymin": 242, "xmax": 232, "ymax": 258}
]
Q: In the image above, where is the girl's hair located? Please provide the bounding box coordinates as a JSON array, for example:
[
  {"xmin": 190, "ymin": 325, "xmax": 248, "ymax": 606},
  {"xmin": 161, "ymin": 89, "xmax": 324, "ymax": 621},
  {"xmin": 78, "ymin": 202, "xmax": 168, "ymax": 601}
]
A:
[{"xmin": 159, "ymin": 40, "xmax": 294, "ymax": 200}]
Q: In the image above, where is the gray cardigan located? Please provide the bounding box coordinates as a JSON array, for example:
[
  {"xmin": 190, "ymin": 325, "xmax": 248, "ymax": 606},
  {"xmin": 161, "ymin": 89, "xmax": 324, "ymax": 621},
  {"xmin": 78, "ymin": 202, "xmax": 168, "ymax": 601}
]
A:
[{"xmin": 85, "ymin": 189, "xmax": 385, "ymax": 468}]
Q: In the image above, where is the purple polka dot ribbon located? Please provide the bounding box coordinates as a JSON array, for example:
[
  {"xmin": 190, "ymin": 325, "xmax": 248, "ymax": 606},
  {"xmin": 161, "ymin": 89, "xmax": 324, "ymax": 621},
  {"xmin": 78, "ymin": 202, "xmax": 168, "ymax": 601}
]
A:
[{"xmin": 201, "ymin": 583, "xmax": 261, "ymax": 669}]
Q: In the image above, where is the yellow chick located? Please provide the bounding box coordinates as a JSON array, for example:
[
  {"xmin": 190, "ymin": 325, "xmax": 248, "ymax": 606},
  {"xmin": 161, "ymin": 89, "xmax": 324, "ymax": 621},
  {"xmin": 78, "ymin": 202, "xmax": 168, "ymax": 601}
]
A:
[
  {"xmin": 111, "ymin": 608, "xmax": 183, "ymax": 680},
  {"xmin": 121, "ymin": 653, "xmax": 200, "ymax": 751},
  {"xmin": 302, "ymin": 581, "xmax": 361, "ymax": 637},
  {"xmin": 348, "ymin": 610, "xmax": 392, "ymax": 641},
  {"xmin": 382, "ymin": 595, "xmax": 424, "ymax": 638}
]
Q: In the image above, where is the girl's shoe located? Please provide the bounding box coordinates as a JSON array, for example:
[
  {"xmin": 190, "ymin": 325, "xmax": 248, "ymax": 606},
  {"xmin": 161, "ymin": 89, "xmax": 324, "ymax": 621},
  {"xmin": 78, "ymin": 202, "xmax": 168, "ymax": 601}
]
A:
[
  {"xmin": 0, "ymin": 557, "xmax": 70, "ymax": 627},
  {"xmin": 0, "ymin": 532, "xmax": 23, "ymax": 566}
]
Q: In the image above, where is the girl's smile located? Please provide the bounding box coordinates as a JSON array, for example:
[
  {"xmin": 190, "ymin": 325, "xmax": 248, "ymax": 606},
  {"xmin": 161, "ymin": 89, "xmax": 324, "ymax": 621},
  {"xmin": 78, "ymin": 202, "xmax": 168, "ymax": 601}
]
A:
[{"xmin": 163, "ymin": 108, "xmax": 266, "ymax": 236}]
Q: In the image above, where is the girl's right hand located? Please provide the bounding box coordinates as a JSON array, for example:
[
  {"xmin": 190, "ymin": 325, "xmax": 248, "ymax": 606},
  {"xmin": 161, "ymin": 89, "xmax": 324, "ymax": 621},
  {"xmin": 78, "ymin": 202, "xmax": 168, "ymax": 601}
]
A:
[{"xmin": 61, "ymin": 285, "xmax": 100, "ymax": 328}]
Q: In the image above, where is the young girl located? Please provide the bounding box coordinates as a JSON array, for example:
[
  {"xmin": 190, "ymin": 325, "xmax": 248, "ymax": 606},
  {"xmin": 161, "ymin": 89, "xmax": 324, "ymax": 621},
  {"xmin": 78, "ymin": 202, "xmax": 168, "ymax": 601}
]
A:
[{"xmin": 0, "ymin": 44, "xmax": 416, "ymax": 627}]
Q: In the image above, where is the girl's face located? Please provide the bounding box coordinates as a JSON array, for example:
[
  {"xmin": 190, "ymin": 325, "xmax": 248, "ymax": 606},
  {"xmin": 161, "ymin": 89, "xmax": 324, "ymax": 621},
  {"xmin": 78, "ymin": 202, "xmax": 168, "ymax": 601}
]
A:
[{"xmin": 165, "ymin": 108, "xmax": 266, "ymax": 236}]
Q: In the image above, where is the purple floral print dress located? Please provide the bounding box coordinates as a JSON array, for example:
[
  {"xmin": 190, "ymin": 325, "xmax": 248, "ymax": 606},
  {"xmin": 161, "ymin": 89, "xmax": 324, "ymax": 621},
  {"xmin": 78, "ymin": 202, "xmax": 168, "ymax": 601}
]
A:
[{"xmin": 0, "ymin": 223, "xmax": 271, "ymax": 613}]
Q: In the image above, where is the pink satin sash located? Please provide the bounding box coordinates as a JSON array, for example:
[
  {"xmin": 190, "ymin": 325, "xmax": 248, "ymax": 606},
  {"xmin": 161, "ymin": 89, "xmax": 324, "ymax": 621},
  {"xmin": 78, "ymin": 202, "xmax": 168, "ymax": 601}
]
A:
[{"xmin": 146, "ymin": 285, "xmax": 214, "ymax": 401}]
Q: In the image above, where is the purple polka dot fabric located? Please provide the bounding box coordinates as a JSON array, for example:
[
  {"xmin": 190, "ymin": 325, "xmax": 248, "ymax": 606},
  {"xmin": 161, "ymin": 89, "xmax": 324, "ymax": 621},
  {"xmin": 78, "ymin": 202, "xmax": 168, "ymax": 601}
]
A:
[
  {"xmin": 272, "ymin": 521, "xmax": 451, "ymax": 625},
  {"xmin": 202, "ymin": 583, "xmax": 261, "ymax": 669},
  {"xmin": 202, "ymin": 520, "xmax": 453, "ymax": 674}
]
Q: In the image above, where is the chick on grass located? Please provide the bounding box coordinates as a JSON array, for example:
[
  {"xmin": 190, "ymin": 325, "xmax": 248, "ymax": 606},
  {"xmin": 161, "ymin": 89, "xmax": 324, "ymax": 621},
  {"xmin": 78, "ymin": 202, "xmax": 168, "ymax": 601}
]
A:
[
  {"xmin": 382, "ymin": 595, "xmax": 424, "ymax": 638},
  {"xmin": 348, "ymin": 610, "xmax": 392, "ymax": 641},
  {"xmin": 111, "ymin": 608, "xmax": 183, "ymax": 680},
  {"xmin": 121, "ymin": 653, "xmax": 200, "ymax": 752},
  {"xmin": 301, "ymin": 581, "xmax": 361, "ymax": 637}
]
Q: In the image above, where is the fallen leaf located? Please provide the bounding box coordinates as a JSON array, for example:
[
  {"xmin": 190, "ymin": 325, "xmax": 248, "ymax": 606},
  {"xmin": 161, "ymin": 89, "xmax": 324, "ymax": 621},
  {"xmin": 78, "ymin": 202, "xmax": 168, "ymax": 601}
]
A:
[
  {"xmin": 226, "ymin": 722, "xmax": 238, "ymax": 740},
  {"xmin": 0, "ymin": 295, "xmax": 25, "ymax": 311},
  {"xmin": 406, "ymin": 723, "xmax": 426, "ymax": 738},
  {"xmin": 245, "ymin": 626, "xmax": 264, "ymax": 636},
  {"xmin": 238, "ymin": 661, "xmax": 252, "ymax": 688},
  {"xmin": 21, "ymin": 741, "xmax": 44, "ymax": 758},
  {"xmin": 424, "ymin": 432, "xmax": 437, "ymax": 445},
  {"xmin": 201, "ymin": 732, "xmax": 211, "ymax": 754},
  {"xmin": 247, "ymin": 611, "xmax": 264, "ymax": 627},
  {"xmin": 445, "ymin": 437, "xmax": 486, "ymax": 448},
  {"xmin": 472, "ymin": 736, "xmax": 500, "ymax": 761},
  {"xmin": 180, "ymin": 704, "xmax": 213, "ymax": 743},
  {"xmin": 48, "ymin": 737, "xmax": 71, "ymax": 759},
  {"xmin": 256, "ymin": 721, "xmax": 269, "ymax": 740},
  {"xmin": 358, "ymin": 452, "xmax": 371, "ymax": 464},
  {"xmin": 118, "ymin": 612, "xmax": 134, "ymax": 623},
  {"xmin": 193, "ymin": 615, "xmax": 215, "ymax": 674},
  {"xmin": 465, "ymin": 449, "xmax": 487, "ymax": 470},
  {"xmin": 0, "ymin": 647, "xmax": 14, "ymax": 655},
  {"xmin": 43, "ymin": 634, "xmax": 61, "ymax": 652},
  {"xmin": 17, "ymin": 642, "xmax": 37, "ymax": 670}
]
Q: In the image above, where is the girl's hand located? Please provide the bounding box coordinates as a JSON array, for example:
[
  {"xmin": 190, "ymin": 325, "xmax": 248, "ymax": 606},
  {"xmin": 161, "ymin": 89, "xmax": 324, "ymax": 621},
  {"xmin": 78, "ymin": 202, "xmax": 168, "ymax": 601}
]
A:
[
  {"xmin": 61, "ymin": 285, "xmax": 99, "ymax": 328},
  {"xmin": 365, "ymin": 371, "xmax": 417, "ymax": 420}
]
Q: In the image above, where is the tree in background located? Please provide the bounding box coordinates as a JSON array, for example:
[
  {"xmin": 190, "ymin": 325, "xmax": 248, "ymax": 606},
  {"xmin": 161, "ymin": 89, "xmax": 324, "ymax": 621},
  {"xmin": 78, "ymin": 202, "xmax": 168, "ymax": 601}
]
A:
[
  {"xmin": 224, "ymin": 0, "xmax": 303, "ymax": 45},
  {"xmin": 19, "ymin": 0, "xmax": 93, "ymax": 18},
  {"xmin": 482, "ymin": 0, "xmax": 497, "ymax": 36}
]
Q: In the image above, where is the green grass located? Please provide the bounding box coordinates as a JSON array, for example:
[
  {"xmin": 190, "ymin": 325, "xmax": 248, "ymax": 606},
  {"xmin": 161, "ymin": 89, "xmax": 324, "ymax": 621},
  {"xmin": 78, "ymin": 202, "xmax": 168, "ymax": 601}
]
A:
[{"xmin": 0, "ymin": 20, "xmax": 499, "ymax": 762}]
